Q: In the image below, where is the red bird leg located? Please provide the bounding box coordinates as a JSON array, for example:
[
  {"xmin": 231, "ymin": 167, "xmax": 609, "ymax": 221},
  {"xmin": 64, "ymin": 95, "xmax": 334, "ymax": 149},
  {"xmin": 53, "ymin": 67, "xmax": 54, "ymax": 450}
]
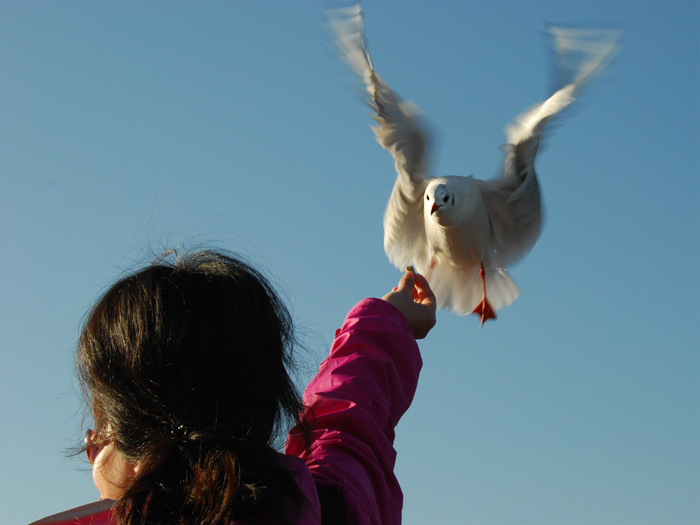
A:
[{"xmin": 471, "ymin": 261, "xmax": 497, "ymax": 326}]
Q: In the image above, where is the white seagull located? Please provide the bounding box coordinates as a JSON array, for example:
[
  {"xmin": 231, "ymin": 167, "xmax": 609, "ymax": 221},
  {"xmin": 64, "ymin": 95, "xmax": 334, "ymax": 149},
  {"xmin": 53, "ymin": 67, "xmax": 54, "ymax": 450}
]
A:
[{"xmin": 327, "ymin": 4, "xmax": 620, "ymax": 324}]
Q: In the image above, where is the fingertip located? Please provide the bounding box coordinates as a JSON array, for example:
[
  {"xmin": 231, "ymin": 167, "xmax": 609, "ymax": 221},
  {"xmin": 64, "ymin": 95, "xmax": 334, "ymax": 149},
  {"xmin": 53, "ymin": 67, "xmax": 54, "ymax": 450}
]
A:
[
  {"xmin": 413, "ymin": 272, "xmax": 433, "ymax": 291},
  {"xmin": 396, "ymin": 271, "xmax": 415, "ymax": 293}
]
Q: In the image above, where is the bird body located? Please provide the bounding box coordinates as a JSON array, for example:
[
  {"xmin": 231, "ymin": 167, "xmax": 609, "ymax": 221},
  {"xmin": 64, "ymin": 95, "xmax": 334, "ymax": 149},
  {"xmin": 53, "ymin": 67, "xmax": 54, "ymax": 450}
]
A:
[
  {"xmin": 327, "ymin": 4, "xmax": 620, "ymax": 323},
  {"xmin": 424, "ymin": 177, "xmax": 490, "ymax": 265}
]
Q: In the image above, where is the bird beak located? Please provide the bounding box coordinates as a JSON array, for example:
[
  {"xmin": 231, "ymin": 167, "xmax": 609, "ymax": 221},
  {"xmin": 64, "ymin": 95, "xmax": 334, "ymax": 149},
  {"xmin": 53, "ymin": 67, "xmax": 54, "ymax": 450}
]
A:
[{"xmin": 431, "ymin": 203, "xmax": 440, "ymax": 215}]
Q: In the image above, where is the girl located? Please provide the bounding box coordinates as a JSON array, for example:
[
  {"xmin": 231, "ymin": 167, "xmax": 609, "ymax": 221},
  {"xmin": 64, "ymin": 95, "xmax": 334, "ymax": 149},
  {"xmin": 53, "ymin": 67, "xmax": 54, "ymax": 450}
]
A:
[{"xmin": 45, "ymin": 249, "xmax": 435, "ymax": 524}]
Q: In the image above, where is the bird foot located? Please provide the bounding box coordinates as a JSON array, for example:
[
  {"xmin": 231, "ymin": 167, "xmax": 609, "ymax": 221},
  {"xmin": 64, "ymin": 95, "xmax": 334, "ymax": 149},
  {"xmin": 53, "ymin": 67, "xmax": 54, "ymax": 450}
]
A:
[
  {"xmin": 471, "ymin": 261, "xmax": 497, "ymax": 326},
  {"xmin": 472, "ymin": 299, "xmax": 497, "ymax": 326}
]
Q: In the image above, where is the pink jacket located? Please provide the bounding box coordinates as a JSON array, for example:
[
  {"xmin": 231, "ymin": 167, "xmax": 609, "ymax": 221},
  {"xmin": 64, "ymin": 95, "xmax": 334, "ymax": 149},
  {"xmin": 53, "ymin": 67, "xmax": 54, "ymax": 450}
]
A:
[
  {"xmin": 286, "ymin": 298, "xmax": 423, "ymax": 525},
  {"xmin": 32, "ymin": 299, "xmax": 421, "ymax": 525}
]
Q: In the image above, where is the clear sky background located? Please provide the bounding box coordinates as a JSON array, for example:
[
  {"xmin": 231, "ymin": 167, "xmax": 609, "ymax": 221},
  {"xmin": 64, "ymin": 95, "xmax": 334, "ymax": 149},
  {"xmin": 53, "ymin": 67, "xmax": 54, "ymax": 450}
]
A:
[{"xmin": 1, "ymin": 1, "xmax": 698, "ymax": 524}]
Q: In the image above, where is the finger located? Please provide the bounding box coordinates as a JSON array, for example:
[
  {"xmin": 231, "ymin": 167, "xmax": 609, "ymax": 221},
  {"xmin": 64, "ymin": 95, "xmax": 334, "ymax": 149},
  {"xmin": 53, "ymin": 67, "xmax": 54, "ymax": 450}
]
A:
[
  {"xmin": 395, "ymin": 271, "xmax": 416, "ymax": 294},
  {"xmin": 412, "ymin": 272, "xmax": 436, "ymax": 302},
  {"xmin": 411, "ymin": 278, "xmax": 422, "ymax": 302},
  {"xmin": 402, "ymin": 267, "xmax": 421, "ymax": 299}
]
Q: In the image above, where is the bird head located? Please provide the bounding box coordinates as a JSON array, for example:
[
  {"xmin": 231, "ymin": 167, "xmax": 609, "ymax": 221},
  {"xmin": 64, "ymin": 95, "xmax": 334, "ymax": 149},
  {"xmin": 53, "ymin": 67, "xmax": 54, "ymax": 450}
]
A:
[{"xmin": 425, "ymin": 183, "xmax": 455, "ymax": 222}]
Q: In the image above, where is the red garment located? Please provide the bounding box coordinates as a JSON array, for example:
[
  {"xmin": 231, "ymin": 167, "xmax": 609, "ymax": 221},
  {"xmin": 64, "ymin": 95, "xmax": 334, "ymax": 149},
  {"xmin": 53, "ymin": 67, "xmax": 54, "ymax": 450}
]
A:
[
  {"xmin": 30, "ymin": 456, "xmax": 320, "ymax": 525},
  {"xmin": 286, "ymin": 298, "xmax": 423, "ymax": 525},
  {"xmin": 29, "ymin": 500, "xmax": 113, "ymax": 525}
]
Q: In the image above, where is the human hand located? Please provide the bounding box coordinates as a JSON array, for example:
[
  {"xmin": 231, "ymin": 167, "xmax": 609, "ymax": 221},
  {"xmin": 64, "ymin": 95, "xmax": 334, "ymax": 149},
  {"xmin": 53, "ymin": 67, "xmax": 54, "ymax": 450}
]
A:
[{"xmin": 381, "ymin": 268, "xmax": 437, "ymax": 339}]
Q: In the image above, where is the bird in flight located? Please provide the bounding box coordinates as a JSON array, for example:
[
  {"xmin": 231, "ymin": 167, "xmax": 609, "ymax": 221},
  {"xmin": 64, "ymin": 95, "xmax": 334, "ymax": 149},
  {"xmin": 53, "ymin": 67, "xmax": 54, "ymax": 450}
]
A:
[{"xmin": 327, "ymin": 4, "xmax": 620, "ymax": 324}]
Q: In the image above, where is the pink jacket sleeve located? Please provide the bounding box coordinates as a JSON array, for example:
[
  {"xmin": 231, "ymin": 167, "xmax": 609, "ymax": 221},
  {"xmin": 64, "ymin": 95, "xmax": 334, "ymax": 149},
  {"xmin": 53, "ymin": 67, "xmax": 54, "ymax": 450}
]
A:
[{"xmin": 285, "ymin": 298, "xmax": 423, "ymax": 525}]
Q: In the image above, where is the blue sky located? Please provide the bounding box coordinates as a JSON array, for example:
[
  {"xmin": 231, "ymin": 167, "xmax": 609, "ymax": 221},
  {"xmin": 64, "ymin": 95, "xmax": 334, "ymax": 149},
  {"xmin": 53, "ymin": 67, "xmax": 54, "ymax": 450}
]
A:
[{"xmin": 1, "ymin": 1, "xmax": 698, "ymax": 524}]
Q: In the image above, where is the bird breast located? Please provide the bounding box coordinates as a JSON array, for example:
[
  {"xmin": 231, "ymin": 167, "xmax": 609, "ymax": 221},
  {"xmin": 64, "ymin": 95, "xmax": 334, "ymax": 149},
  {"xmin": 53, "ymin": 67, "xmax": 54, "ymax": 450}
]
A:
[{"xmin": 424, "ymin": 178, "xmax": 491, "ymax": 265}]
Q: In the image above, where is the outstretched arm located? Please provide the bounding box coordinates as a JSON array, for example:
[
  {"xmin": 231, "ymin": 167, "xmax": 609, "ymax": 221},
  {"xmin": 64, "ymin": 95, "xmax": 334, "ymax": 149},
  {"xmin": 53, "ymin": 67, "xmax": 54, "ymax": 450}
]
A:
[{"xmin": 285, "ymin": 271, "xmax": 435, "ymax": 525}]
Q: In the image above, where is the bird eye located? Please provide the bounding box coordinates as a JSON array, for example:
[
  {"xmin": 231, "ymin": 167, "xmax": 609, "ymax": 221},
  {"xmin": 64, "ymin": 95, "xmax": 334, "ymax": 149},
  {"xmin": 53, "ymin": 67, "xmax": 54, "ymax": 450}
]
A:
[
  {"xmin": 443, "ymin": 195, "xmax": 450, "ymax": 203},
  {"xmin": 426, "ymin": 195, "xmax": 430, "ymax": 201}
]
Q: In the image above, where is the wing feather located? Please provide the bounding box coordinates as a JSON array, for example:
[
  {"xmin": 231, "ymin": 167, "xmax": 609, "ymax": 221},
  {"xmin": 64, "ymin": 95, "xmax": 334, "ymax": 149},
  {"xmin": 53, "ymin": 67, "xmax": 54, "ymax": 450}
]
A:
[
  {"xmin": 326, "ymin": 4, "xmax": 431, "ymax": 270},
  {"xmin": 478, "ymin": 25, "xmax": 621, "ymax": 268}
]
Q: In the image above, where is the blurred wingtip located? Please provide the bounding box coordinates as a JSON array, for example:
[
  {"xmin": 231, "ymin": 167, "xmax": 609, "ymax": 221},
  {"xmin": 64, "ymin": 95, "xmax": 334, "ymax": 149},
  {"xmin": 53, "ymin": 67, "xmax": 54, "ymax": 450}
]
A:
[
  {"xmin": 545, "ymin": 22, "xmax": 623, "ymax": 93},
  {"xmin": 324, "ymin": 1, "xmax": 375, "ymax": 77}
]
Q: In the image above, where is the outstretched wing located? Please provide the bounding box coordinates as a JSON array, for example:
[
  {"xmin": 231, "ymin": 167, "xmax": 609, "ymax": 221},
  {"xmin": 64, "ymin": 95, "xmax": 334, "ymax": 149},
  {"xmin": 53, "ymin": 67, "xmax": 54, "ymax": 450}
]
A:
[
  {"xmin": 326, "ymin": 4, "xmax": 432, "ymax": 271},
  {"xmin": 478, "ymin": 24, "xmax": 621, "ymax": 268}
]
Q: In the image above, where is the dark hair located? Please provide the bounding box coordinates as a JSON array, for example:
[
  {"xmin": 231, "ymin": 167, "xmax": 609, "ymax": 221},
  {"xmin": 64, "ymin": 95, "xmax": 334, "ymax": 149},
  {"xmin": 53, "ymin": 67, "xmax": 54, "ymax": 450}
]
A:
[{"xmin": 77, "ymin": 250, "xmax": 305, "ymax": 524}]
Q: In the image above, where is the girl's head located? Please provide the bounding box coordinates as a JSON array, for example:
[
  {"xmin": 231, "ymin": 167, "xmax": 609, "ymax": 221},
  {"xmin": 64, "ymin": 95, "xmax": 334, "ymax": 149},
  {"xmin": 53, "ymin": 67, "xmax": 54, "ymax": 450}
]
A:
[{"xmin": 78, "ymin": 250, "xmax": 303, "ymax": 524}]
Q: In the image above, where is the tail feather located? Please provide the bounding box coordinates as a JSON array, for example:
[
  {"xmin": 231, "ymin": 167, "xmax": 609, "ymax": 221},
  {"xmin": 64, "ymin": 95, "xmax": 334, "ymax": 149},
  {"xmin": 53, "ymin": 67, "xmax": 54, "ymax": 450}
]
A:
[{"xmin": 426, "ymin": 256, "xmax": 520, "ymax": 315}]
